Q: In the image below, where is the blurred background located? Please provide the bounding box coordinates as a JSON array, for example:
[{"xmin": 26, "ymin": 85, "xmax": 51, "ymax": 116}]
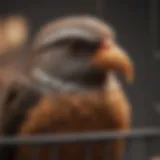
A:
[{"xmin": 0, "ymin": 0, "xmax": 159, "ymax": 159}]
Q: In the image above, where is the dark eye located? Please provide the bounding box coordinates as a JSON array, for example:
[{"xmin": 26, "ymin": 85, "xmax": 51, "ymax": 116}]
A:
[{"xmin": 71, "ymin": 39, "xmax": 100, "ymax": 57}]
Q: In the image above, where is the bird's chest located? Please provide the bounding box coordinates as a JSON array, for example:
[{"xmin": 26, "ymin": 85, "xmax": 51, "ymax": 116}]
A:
[
  {"xmin": 16, "ymin": 91, "xmax": 112, "ymax": 160},
  {"xmin": 19, "ymin": 91, "xmax": 110, "ymax": 135}
]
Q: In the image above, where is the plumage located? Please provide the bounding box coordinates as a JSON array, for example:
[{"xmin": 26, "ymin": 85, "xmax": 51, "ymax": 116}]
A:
[{"xmin": 0, "ymin": 15, "xmax": 134, "ymax": 160}]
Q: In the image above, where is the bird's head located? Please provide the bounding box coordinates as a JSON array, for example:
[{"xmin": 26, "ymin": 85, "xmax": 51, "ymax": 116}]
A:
[{"xmin": 29, "ymin": 15, "xmax": 134, "ymax": 92}]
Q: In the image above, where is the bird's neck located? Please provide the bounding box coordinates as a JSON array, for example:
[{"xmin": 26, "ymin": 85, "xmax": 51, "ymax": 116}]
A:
[{"xmin": 30, "ymin": 68, "xmax": 104, "ymax": 93}]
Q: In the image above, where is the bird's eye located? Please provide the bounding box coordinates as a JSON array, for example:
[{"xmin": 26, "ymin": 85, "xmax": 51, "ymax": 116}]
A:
[{"xmin": 70, "ymin": 39, "xmax": 100, "ymax": 57}]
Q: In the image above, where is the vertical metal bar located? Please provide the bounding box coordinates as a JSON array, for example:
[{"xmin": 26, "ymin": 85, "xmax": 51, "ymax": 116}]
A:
[
  {"xmin": 149, "ymin": 3, "xmax": 159, "ymax": 160},
  {"xmin": 51, "ymin": 144, "xmax": 59, "ymax": 160},
  {"xmin": 31, "ymin": 145, "xmax": 39, "ymax": 160},
  {"xmin": 96, "ymin": 0, "xmax": 104, "ymax": 18},
  {"xmin": 128, "ymin": 139, "xmax": 135, "ymax": 160},
  {"xmin": 145, "ymin": 137, "xmax": 152, "ymax": 160},
  {"xmin": 84, "ymin": 143, "xmax": 92, "ymax": 160},
  {"xmin": 141, "ymin": 138, "xmax": 149, "ymax": 160},
  {"xmin": 129, "ymin": 138, "xmax": 147, "ymax": 160},
  {"xmin": 150, "ymin": 0, "xmax": 158, "ymax": 51},
  {"xmin": 103, "ymin": 141, "xmax": 108, "ymax": 160},
  {"xmin": 125, "ymin": 139, "xmax": 131, "ymax": 160}
]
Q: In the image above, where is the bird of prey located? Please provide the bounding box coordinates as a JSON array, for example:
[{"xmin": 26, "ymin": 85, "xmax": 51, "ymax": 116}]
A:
[{"xmin": 0, "ymin": 15, "xmax": 134, "ymax": 160}]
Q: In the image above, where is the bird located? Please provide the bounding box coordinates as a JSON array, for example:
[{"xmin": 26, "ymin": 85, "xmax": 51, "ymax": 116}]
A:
[{"xmin": 0, "ymin": 15, "xmax": 134, "ymax": 160}]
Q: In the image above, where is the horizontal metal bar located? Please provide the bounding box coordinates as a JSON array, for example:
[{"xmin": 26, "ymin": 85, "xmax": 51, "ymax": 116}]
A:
[{"xmin": 0, "ymin": 128, "xmax": 160, "ymax": 145}]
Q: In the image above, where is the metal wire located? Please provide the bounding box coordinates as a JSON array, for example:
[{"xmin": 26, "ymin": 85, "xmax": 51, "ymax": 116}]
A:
[
  {"xmin": 31, "ymin": 145, "xmax": 40, "ymax": 160},
  {"xmin": 0, "ymin": 128, "xmax": 160, "ymax": 145},
  {"xmin": 84, "ymin": 143, "xmax": 92, "ymax": 160},
  {"xmin": 51, "ymin": 144, "xmax": 59, "ymax": 160}
]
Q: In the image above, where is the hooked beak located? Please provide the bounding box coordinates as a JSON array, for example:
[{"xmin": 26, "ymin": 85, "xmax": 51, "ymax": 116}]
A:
[{"xmin": 91, "ymin": 39, "xmax": 134, "ymax": 83}]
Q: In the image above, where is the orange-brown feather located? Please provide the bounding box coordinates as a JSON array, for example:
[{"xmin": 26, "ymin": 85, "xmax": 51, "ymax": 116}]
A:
[{"xmin": 14, "ymin": 73, "xmax": 131, "ymax": 160}]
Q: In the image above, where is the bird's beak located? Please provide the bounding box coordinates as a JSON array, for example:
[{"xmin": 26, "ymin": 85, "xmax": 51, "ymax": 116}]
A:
[{"xmin": 91, "ymin": 39, "xmax": 134, "ymax": 83}]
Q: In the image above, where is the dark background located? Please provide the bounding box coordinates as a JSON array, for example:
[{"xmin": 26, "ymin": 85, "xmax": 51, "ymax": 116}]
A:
[{"xmin": 0, "ymin": 0, "xmax": 159, "ymax": 159}]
